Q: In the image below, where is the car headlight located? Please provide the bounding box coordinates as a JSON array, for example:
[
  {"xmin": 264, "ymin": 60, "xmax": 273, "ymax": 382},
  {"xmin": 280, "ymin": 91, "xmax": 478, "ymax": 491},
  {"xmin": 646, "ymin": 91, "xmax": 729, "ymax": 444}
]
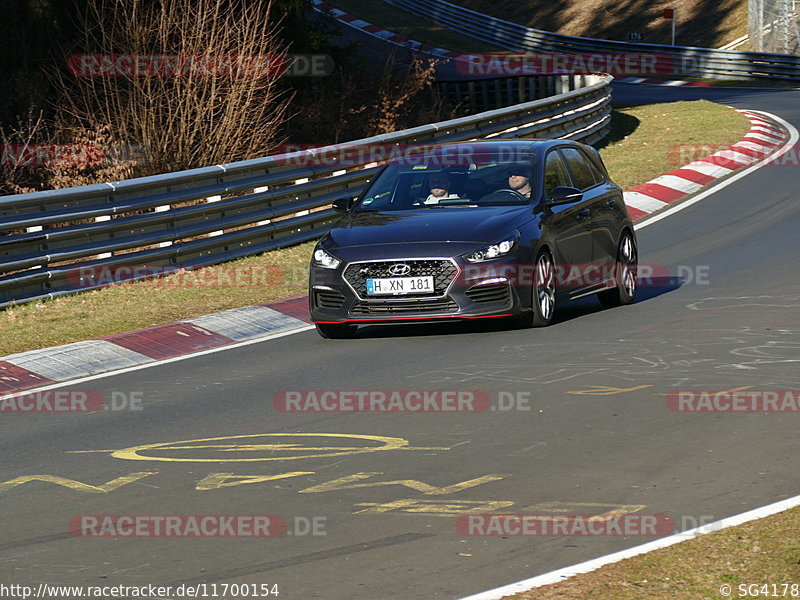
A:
[
  {"xmin": 313, "ymin": 247, "xmax": 341, "ymax": 269},
  {"xmin": 463, "ymin": 232, "xmax": 519, "ymax": 263}
]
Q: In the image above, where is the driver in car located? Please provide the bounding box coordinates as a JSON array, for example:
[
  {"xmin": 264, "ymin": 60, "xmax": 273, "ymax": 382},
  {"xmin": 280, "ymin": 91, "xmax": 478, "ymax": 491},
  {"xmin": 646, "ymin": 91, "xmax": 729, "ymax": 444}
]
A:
[
  {"xmin": 421, "ymin": 172, "xmax": 460, "ymax": 205},
  {"xmin": 507, "ymin": 164, "xmax": 532, "ymax": 199}
]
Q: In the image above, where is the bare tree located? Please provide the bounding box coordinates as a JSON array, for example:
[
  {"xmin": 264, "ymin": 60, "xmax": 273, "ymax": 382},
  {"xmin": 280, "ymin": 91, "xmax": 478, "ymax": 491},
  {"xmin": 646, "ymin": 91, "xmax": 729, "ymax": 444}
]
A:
[{"xmin": 54, "ymin": 0, "xmax": 292, "ymax": 175}]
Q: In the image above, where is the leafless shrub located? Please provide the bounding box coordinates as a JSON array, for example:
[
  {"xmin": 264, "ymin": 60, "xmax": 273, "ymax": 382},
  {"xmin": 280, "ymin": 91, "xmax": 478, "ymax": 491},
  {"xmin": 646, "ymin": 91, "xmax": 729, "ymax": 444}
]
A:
[
  {"xmin": 285, "ymin": 47, "xmax": 442, "ymax": 144},
  {"xmin": 53, "ymin": 0, "xmax": 292, "ymax": 175}
]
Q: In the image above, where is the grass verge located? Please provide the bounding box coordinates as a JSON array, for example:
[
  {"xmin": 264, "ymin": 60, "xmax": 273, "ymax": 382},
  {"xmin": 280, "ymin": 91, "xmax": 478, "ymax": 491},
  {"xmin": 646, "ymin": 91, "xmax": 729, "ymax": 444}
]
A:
[
  {"xmin": 601, "ymin": 100, "xmax": 752, "ymax": 191},
  {"xmin": 0, "ymin": 244, "xmax": 313, "ymax": 357},
  {"xmin": 508, "ymin": 506, "xmax": 800, "ymax": 600},
  {"xmin": 680, "ymin": 78, "xmax": 799, "ymax": 88},
  {"xmin": 0, "ymin": 100, "xmax": 755, "ymax": 356}
]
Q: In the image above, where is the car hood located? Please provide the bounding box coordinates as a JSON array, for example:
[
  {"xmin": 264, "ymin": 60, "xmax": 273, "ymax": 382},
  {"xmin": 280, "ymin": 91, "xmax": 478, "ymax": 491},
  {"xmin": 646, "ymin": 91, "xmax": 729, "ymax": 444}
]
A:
[{"xmin": 328, "ymin": 206, "xmax": 533, "ymax": 247}]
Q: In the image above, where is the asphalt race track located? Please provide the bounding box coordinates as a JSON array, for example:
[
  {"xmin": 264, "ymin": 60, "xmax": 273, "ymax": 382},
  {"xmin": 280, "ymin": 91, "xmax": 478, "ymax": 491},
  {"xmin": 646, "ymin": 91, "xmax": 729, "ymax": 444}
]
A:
[{"xmin": 2, "ymin": 85, "xmax": 799, "ymax": 599}]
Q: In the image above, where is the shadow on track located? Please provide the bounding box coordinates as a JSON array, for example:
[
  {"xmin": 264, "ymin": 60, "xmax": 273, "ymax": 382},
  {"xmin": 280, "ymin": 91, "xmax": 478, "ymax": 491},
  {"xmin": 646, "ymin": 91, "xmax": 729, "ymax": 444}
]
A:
[{"xmin": 346, "ymin": 275, "xmax": 685, "ymax": 339}]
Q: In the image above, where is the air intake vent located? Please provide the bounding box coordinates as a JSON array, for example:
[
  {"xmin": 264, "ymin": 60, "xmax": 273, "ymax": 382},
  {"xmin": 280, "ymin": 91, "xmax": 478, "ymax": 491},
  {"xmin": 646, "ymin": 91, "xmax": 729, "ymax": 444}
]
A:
[
  {"xmin": 313, "ymin": 289, "xmax": 346, "ymax": 309},
  {"xmin": 465, "ymin": 283, "xmax": 511, "ymax": 304},
  {"xmin": 350, "ymin": 298, "xmax": 459, "ymax": 315}
]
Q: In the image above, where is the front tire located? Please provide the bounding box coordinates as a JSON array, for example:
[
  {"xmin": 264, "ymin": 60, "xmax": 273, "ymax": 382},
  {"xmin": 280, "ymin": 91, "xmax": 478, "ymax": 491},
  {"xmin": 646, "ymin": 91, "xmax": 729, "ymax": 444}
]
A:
[
  {"xmin": 315, "ymin": 323, "xmax": 358, "ymax": 339},
  {"xmin": 518, "ymin": 249, "xmax": 556, "ymax": 327},
  {"xmin": 598, "ymin": 231, "xmax": 637, "ymax": 307}
]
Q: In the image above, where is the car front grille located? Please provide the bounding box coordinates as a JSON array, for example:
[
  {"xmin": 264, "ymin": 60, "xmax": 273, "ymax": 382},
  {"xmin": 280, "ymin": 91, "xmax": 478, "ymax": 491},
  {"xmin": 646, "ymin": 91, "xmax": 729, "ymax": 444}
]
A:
[
  {"xmin": 343, "ymin": 259, "xmax": 457, "ymax": 300},
  {"xmin": 313, "ymin": 288, "xmax": 346, "ymax": 310},
  {"xmin": 350, "ymin": 298, "xmax": 459, "ymax": 315},
  {"xmin": 465, "ymin": 283, "xmax": 512, "ymax": 304}
]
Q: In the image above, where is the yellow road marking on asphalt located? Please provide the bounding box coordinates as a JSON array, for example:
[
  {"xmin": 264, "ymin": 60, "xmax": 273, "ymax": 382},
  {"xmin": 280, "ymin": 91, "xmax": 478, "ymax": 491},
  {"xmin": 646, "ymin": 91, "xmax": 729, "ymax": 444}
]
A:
[
  {"xmin": 658, "ymin": 385, "xmax": 755, "ymax": 396},
  {"xmin": 517, "ymin": 501, "xmax": 647, "ymax": 520},
  {"xmin": 299, "ymin": 472, "xmax": 507, "ymax": 495},
  {"xmin": 69, "ymin": 433, "xmax": 448, "ymax": 463},
  {"xmin": 195, "ymin": 472, "xmax": 314, "ymax": 490},
  {"xmin": 566, "ymin": 385, "xmax": 653, "ymax": 396},
  {"xmin": 353, "ymin": 499, "xmax": 515, "ymax": 516},
  {"xmin": 0, "ymin": 472, "xmax": 158, "ymax": 494}
]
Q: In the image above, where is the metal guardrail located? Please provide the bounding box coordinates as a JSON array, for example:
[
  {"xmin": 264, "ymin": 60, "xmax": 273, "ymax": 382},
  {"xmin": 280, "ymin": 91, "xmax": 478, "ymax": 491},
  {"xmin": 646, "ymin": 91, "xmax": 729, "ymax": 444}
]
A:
[
  {"xmin": 0, "ymin": 74, "xmax": 612, "ymax": 308},
  {"xmin": 388, "ymin": 0, "xmax": 800, "ymax": 81},
  {"xmin": 436, "ymin": 73, "xmax": 592, "ymax": 113}
]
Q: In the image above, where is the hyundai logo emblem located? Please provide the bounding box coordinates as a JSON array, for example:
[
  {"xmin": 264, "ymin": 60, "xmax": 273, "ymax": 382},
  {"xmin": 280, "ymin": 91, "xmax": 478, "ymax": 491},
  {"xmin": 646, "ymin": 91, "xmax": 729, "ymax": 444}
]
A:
[{"xmin": 389, "ymin": 263, "xmax": 411, "ymax": 276}]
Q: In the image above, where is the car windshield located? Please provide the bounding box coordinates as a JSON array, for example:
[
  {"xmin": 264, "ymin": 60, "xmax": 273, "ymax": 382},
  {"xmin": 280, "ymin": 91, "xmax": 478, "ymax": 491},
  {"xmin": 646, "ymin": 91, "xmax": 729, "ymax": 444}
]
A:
[{"xmin": 355, "ymin": 151, "xmax": 540, "ymax": 212}]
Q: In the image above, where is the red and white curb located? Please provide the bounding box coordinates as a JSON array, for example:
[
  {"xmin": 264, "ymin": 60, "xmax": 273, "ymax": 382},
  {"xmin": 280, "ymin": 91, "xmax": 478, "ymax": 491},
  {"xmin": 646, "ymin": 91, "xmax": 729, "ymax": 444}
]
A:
[
  {"xmin": 618, "ymin": 77, "xmax": 714, "ymax": 87},
  {"xmin": 310, "ymin": 0, "xmax": 461, "ymax": 58},
  {"xmin": 624, "ymin": 109, "xmax": 786, "ymax": 222},
  {"xmin": 0, "ymin": 297, "xmax": 312, "ymax": 396}
]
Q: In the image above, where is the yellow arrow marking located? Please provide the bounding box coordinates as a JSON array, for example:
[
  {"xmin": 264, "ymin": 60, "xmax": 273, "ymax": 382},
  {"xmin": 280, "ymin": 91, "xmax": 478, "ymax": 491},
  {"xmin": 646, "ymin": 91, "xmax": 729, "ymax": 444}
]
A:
[{"xmin": 0, "ymin": 472, "xmax": 157, "ymax": 494}]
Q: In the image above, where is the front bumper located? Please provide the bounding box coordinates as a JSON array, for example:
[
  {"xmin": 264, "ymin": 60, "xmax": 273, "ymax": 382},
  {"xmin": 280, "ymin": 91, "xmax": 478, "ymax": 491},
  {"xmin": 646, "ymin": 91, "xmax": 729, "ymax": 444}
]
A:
[{"xmin": 309, "ymin": 255, "xmax": 527, "ymax": 325}]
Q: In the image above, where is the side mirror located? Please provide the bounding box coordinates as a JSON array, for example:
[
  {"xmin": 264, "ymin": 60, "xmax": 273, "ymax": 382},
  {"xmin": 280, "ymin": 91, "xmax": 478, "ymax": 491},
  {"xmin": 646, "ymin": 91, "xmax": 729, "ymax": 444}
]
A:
[
  {"xmin": 332, "ymin": 197, "xmax": 355, "ymax": 212},
  {"xmin": 548, "ymin": 186, "xmax": 583, "ymax": 205}
]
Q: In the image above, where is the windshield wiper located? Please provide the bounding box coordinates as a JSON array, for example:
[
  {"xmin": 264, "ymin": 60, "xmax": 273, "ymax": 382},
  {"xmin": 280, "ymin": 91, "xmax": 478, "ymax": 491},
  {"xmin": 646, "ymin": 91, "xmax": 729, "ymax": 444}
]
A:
[{"xmin": 424, "ymin": 203, "xmax": 479, "ymax": 208}]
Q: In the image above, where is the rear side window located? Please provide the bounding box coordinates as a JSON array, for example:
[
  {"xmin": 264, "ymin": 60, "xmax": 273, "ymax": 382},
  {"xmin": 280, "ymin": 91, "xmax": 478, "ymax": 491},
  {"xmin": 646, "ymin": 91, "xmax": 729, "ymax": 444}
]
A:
[
  {"xmin": 584, "ymin": 150, "xmax": 608, "ymax": 183},
  {"xmin": 543, "ymin": 151, "xmax": 572, "ymax": 198},
  {"xmin": 561, "ymin": 148, "xmax": 601, "ymax": 190}
]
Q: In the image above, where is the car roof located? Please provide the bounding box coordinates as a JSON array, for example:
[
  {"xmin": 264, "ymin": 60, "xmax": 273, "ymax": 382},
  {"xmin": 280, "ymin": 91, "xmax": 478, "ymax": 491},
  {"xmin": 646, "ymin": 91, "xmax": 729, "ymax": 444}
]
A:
[{"xmin": 393, "ymin": 139, "xmax": 579, "ymax": 163}]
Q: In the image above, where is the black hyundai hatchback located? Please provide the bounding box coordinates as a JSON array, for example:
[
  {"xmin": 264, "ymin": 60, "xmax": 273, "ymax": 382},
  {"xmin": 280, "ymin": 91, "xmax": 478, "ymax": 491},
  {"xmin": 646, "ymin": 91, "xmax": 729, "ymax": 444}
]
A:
[{"xmin": 309, "ymin": 140, "xmax": 637, "ymax": 338}]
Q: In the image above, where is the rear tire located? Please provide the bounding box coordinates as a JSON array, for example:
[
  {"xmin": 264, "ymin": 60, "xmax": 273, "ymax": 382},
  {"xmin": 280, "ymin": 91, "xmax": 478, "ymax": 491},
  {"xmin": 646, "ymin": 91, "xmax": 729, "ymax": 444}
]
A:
[
  {"xmin": 518, "ymin": 249, "xmax": 556, "ymax": 328},
  {"xmin": 598, "ymin": 231, "xmax": 637, "ymax": 307},
  {"xmin": 315, "ymin": 323, "xmax": 358, "ymax": 339}
]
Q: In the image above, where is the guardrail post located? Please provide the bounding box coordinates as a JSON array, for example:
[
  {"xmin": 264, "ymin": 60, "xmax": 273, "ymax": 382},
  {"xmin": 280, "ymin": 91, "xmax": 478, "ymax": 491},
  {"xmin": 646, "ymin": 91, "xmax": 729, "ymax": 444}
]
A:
[
  {"xmin": 95, "ymin": 215, "xmax": 112, "ymax": 258},
  {"xmin": 206, "ymin": 195, "xmax": 223, "ymax": 237},
  {"xmin": 467, "ymin": 81, "xmax": 477, "ymax": 112},
  {"xmin": 25, "ymin": 226, "xmax": 43, "ymax": 269},
  {"xmin": 254, "ymin": 186, "xmax": 271, "ymax": 226},
  {"xmin": 155, "ymin": 205, "xmax": 172, "ymax": 247},
  {"xmin": 293, "ymin": 179, "xmax": 310, "ymax": 216}
]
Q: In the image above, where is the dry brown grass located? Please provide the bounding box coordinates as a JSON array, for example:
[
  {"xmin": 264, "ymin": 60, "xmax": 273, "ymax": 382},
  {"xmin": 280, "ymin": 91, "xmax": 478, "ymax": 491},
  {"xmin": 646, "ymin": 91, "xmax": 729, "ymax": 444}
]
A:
[
  {"xmin": 506, "ymin": 507, "xmax": 800, "ymax": 600},
  {"xmin": 447, "ymin": 0, "xmax": 747, "ymax": 48}
]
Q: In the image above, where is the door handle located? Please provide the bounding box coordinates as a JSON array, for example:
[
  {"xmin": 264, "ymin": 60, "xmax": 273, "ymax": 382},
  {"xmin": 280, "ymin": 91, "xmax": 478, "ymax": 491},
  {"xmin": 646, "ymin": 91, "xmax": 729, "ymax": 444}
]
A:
[
  {"xmin": 578, "ymin": 208, "xmax": 590, "ymax": 218},
  {"xmin": 606, "ymin": 198, "xmax": 616, "ymax": 206}
]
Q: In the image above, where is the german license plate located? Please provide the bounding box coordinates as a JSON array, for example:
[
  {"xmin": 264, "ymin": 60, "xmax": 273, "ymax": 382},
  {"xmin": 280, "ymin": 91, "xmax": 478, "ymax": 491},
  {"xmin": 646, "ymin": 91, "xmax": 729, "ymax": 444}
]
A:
[{"xmin": 366, "ymin": 276, "xmax": 434, "ymax": 295}]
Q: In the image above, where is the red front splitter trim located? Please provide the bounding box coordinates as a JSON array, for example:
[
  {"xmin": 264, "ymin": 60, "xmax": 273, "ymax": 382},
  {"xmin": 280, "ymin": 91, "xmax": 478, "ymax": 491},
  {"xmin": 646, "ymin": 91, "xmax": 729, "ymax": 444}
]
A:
[{"xmin": 315, "ymin": 313, "xmax": 515, "ymax": 324}]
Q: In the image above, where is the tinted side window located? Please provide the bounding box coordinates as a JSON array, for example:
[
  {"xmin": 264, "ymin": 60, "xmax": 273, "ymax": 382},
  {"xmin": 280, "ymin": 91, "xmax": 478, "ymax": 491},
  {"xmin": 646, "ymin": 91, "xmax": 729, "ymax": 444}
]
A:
[
  {"xmin": 543, "ymin": 151, "xmax": 572, "ymax": 198},
  {"xmin": 561, "ymin": 148, "xmax": 600, "ymax": 190},
  {"xmin": 583, "ymin": 151, "xmax": 606, "ymax": 184}
]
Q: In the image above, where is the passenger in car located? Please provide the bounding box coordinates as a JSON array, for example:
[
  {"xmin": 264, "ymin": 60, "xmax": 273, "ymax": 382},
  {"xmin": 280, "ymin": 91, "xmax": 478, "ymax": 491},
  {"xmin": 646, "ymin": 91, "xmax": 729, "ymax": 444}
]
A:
[{"xmin": 422, "ymin": 172, "xmax": 461, "ymax": 204}]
